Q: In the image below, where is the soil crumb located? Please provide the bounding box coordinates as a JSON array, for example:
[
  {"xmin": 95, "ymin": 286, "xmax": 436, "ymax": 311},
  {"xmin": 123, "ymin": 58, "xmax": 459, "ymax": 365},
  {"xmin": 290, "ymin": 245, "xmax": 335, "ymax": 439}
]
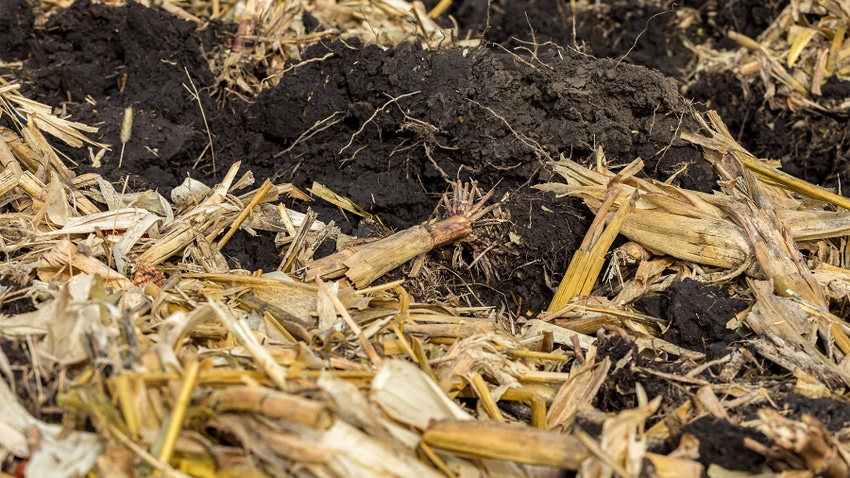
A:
[
  {"xmin": 779, "ymin": 393, "xmax": 850, "ymax": 432},
  {"xmin": 683, "ymin": 416, "xmax": 769, "ymax": 472},
  {"xmin": 636, "ymin": 278, "xmax": 747, "ymax": 359}
]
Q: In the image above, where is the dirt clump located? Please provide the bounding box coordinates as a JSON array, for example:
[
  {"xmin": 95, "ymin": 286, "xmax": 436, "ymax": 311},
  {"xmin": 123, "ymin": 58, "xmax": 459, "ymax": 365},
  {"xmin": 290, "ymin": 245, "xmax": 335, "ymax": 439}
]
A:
[
  {"xmin": 635, "ymin": 278, "xmax": 747, "ymax": 360},
  {"xmin": 683, "ymin": 416, "xmax": 769, "ymax": 473},
  {"xmin": 0, "ymin": 0, "xmax": 34, "ymax": 62}
]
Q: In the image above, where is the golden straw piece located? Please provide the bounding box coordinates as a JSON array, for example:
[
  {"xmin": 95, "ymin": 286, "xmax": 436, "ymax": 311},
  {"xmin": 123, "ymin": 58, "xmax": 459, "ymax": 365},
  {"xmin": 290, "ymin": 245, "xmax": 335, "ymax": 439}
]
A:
[
  {"xmin": 469, "ymin": 372, "xmax": 504, "ymax": 422},
  {"xmin": 217, "ymin": 178, "xmax": 273, "ymax": 249},
  {"xmin": 423, "ymin": 420, "xmax": 590, "ymax": 469},
  {"xmin": 157, "ymin": 355, "xmax": 200, "ymax": 464},
  {"xmin": 548, "ymin": 187, "xmax": 637, "ymax": 311},
  {"xmin": 205, "ymin": 386, "xmax": 336, "ymax": 429}
]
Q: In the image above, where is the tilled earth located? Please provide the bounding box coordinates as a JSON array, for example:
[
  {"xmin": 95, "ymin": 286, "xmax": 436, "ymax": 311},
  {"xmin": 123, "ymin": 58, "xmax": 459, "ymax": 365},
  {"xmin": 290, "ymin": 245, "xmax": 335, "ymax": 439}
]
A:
[{"xmin": 3, "ymin": 0, "xmax": 850, "ymax": 472}]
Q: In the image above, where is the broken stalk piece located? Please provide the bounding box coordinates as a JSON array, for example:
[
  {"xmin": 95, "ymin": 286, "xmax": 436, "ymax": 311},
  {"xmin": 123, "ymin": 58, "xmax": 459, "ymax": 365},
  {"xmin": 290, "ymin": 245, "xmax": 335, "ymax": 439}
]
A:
[
  {"xmin": 548, "ymin": 186, "xmax": 637, "ymax": 312},
  {"xmin": 302, "ymin": 185, "xmax": 496, "ymax": 288}
]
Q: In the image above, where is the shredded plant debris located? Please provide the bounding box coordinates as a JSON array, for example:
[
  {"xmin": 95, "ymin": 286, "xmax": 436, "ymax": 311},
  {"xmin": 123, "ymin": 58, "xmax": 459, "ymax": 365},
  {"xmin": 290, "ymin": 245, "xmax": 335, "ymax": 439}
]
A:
[{"xmin": 2, "ymin": 0, "xmax": 850, "ymax": 477}]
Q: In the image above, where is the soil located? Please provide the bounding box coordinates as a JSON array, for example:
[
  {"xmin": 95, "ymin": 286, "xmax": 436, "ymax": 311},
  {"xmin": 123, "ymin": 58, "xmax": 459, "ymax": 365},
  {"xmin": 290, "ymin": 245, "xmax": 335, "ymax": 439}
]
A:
[
  {"xmin": 2, "ymin": 0, "xmax": 848, "ymax": 472},
  {"xmin": 683, "ymin": 415, "xmax": 769, "ymax": 472},
  {"xmin": 0, "ymin": 279, "xmax": 37, "ymax": 316},
  {"xmin": 635, "ymin": 278, "xmax": 747, "ymax": 360},
  {"xmin": 778, "ymin": 394, "xmax": 850, "ymax": 432},
  {"xmin": 595, "ymin": 334, "xmax": 681, "ymax": 416},
  {"xmin": 424, "ymin": 0, "xmax": 786, "ymax": 79},
  {"xmin": 431, "ymin": 0, "xmax": 850, "ymax": 192}
]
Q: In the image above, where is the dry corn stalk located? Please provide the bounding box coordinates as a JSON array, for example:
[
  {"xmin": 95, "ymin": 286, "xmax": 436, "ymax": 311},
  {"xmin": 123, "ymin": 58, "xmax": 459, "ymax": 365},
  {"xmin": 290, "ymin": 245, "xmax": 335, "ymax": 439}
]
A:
[
  {"xmin": 539, "ymin": 154, "xmax": 755, "ymax": 271},
  {"xmin": 423, "ymin": 419, "xmax": 591, "ymax": 469},
  {"xmin": 303, "ymin": 182, "xmax": 496, "ymax": 288},
  {"xmin": 685, "ymin": 111, "xmax": 850, "ymax": 356},
  {"xmin": 205, "ymin": 386, "xmax": 336, "ymax": 429},
  {"xmin": 713, "ymin": 152, "xmax": 827, "ymax": 310},
  {"xmin": 41, "ymin": 238, "xmax": 134, "ymax": 289},
  {"xmin": 548, "ymin": 185, "xmax": 637, "ymax": 312}
]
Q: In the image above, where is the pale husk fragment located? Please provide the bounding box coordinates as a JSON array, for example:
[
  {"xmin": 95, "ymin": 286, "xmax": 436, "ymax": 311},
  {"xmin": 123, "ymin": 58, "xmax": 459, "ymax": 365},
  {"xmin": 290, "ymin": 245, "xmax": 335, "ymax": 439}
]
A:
[
  {"xmin": 0, "ymin": 374, "xmax": 102, "ymax": 478},
  {"xmin": 546, "ymin": 351, "xmax": 611, "ymax": 431}
]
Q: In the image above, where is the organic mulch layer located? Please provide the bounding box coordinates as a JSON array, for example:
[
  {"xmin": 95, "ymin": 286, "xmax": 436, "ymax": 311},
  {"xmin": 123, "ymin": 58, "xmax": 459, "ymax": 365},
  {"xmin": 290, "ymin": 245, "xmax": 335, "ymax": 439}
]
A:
[{"xmin": 2, "ymin": 0, "xmax": 850, "ymax": 477}]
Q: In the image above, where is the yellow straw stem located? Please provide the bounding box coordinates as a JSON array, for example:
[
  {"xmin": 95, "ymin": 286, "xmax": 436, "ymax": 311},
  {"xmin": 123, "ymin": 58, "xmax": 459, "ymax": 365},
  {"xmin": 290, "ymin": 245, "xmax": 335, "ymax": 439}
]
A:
[
  {"xmin": 531, "ymin": 399, "xmax": 547, "ymax": 429},
  {"xmin": 428, "ymin": 0, "xmax": 452, "ymax": 18},
  {"xmin": 217, "ymin": 178, "xmax": 273, "ymax": 249},
  {"xmin": 470, "ymin": 372, "xmax": 504, "ymax": 422},
  {"xmin": 548, "ymin": 187, "xmax": 637, "ymax": 311},
  {"xmin": 735, "ymin": 150, "xmax": 850, "ymax": 211},
  {"xmin": 157, "ymin": 355, "xmax": 200, "ymax": 464},
  {"xmin": 116, "ymin": 373, "xmax": 139, "ymax": 439}
]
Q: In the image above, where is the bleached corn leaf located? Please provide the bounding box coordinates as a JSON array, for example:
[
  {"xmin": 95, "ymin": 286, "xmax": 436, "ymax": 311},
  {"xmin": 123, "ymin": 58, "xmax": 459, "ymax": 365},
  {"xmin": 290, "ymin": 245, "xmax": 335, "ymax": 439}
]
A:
[
  {"xmin": 41, "ymin": 275, "xmax": 117, "ymax": 365},
  {"xmin": 124, "ymin": 190, "xmax": 174, "ymax": 224},
  {"xmin": 45, "ymin": 179, "xmax": 71, "ymax": 226},
  {"xmin": 113, "ymin": 212, "xmax": 165, "ymax": 273},
  {"xmin": 317, "ymin": 373, "xmax": 395, "ymax": 442},
  {"xmin": 154, "ymin": 306, "xmax": 218, "ymax": 373},
  {"xmin": 171, "ymin": 178, "xmax": 211, "ymax": 207},
  {"xmin": 38, "ymin": 208, "xmax": 159, "ymax": 237},
  {"xmin": 320, "ymin": 420, "xmax": 444, "ymax": 478},
  {"xmin": 316, "ymin": 279, "xmax": 341, "ymax": 331},
  {"xmin": 371, "ymin": 359, "xmax": 471, "ymax": 430},
  {"xmin": 97, "ymin": 177, "xmax": 123, "ymax": 211},
  {"xmin": 0, "ymin": 293, "xmax": 57, "ymax": 335}
]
